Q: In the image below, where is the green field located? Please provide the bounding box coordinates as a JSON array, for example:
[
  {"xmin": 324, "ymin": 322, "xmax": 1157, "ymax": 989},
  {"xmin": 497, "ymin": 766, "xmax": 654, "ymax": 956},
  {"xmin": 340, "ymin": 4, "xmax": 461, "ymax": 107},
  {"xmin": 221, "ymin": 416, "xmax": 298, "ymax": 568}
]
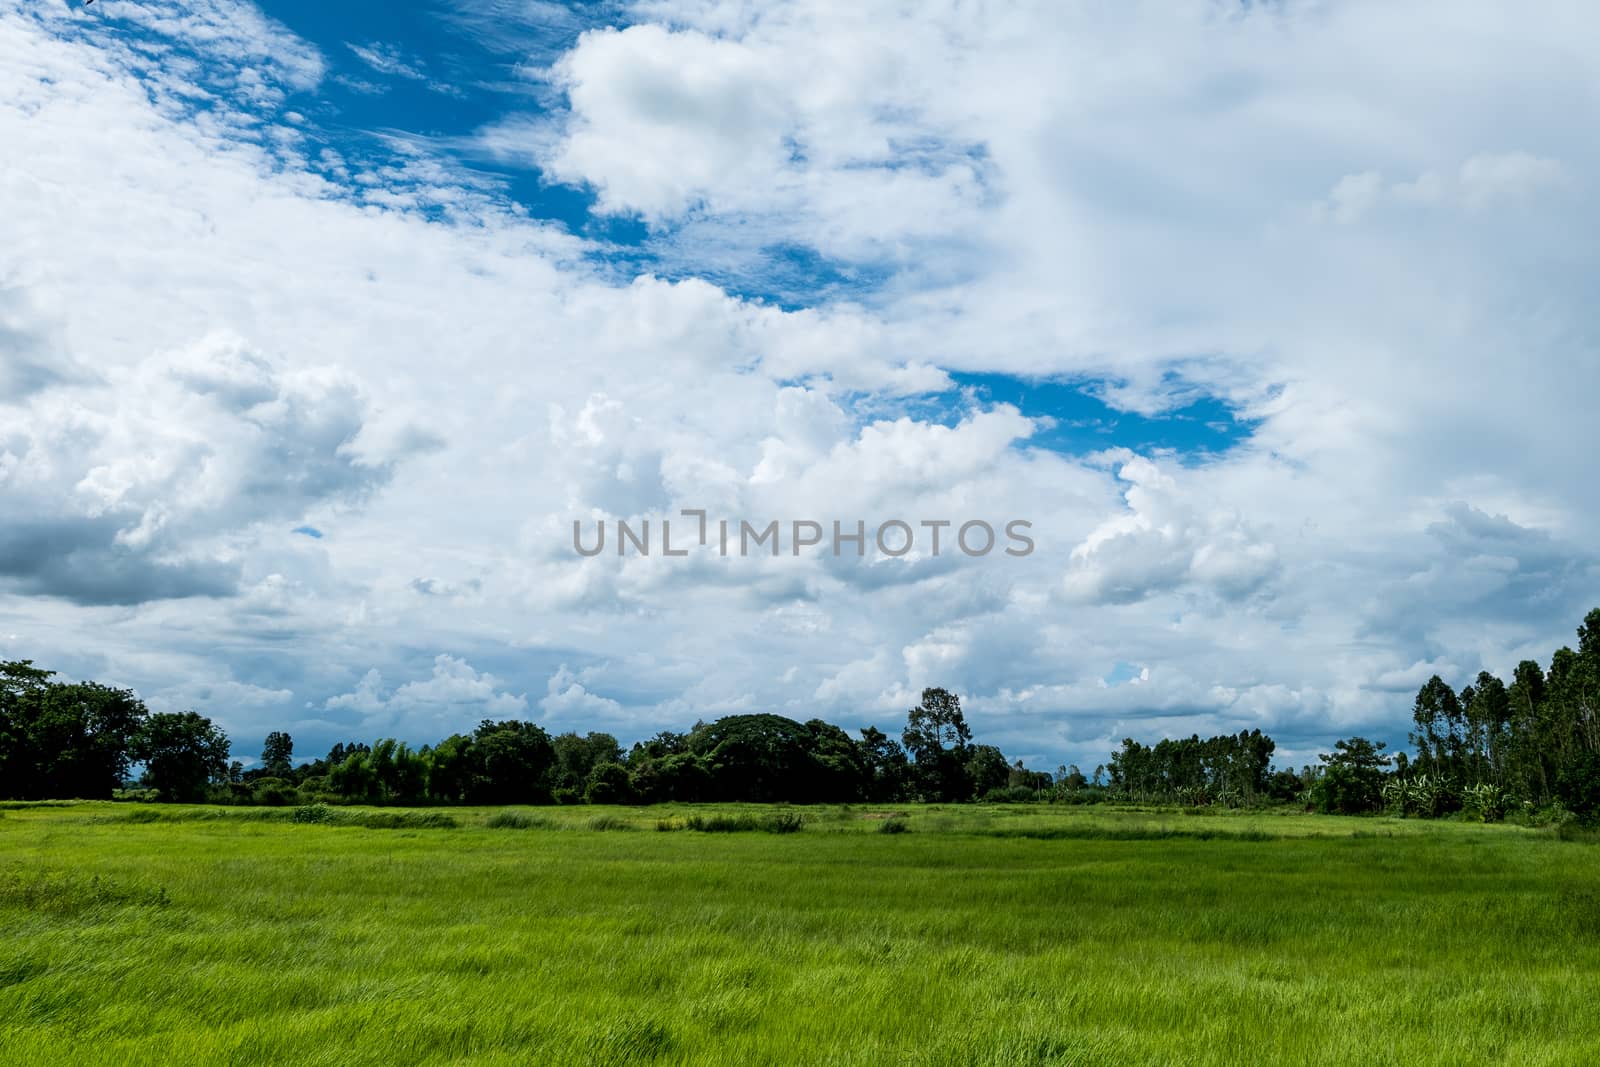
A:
[{"xmin": 3, "ymin": 803, "xmax": 1598, "ymax": 1066}]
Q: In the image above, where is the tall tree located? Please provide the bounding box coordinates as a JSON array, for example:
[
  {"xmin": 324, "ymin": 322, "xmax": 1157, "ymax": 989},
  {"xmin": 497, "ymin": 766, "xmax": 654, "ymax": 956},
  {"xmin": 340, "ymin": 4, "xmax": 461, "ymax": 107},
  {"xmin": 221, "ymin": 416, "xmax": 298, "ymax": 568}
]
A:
[
  {"xmin": 261, "ymin": 731, "xmax": 294, "ymax": 779},
  {"xmin": 903, "ymin": 688, "xmax": 974, "ymax": 802},
  {"xmin": 1, "ymin": 663, "xmax": 146, "ymax": 800},
  {"xmin": 134, "ymin": 712, "xmax": 231, "ymax": 802}
]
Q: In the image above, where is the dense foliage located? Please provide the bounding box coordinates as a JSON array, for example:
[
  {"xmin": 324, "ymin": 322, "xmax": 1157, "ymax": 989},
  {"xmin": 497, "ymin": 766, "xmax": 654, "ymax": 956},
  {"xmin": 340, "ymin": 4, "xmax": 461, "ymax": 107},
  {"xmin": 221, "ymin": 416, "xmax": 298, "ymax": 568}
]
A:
[{"xmin": 5, "ymin": 606, "xmax": 1599, "ymax": 821}]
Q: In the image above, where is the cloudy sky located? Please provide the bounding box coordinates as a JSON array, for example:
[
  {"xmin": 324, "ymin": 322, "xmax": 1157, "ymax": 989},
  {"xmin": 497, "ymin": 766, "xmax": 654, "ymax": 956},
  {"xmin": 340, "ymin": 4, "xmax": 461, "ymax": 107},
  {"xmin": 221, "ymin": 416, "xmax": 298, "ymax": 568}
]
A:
[{"xmin": 3, "ymin": 0, "xmax": 1596, "ymax": 772}]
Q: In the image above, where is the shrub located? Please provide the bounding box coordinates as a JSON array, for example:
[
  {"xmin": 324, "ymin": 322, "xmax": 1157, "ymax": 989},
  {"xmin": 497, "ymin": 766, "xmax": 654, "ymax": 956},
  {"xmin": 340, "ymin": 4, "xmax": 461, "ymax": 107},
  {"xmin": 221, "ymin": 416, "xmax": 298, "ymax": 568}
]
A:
[
  {"xmin": 251, "ymin": 778, "xmax": 299, "ymax": 807},
  {"xmin": 1463, "ymin": 783, "xmax": 1511, "ymax": 823},
  {"xmin": 291, "ymin": 803, "xmax": 334, "ymax": 824},
  {"xmin": 878, "ymin": 817, "xmax": 911, "ymax": 834},
  {"xmin": 486, "ymin": 811, "xmax": 548, "ymax": 830},
  {"xmin": 686, "ymin": 814, "xmax": 758, "ymax": 833},
  {"xmin": 1311, "ymin": 765, "xmax": 1385, "ymax": 815},
  {"xmin": 981, "ymin": 786, "xmax": 1040, "ymax": 804},
  {"xmin": 1556, "ymin": 752, "xmax": 1600, "ymax": 823},
  {"xmin": 585, "ymin": 814, "xmax": 634, "ymax": 831},
  {"xmin": 763, "ymin": 812, "xmax": 806, "ymax": 834},
  {"xmin": 585, "ymin": 763, "xmax": 634, "ymax": 805}
]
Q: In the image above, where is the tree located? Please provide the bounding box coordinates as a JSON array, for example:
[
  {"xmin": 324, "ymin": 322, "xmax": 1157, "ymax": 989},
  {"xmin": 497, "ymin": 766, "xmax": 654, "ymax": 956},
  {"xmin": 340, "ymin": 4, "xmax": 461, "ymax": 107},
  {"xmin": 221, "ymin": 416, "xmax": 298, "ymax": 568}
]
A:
[
  {"xmin": 261, "ymin": 731, "xmax": 294, "ymax": 779},
  {"xmin": 966, "ymin": 745, "xmax": 1010, "ymax": 799},
  {"xmin": 584, "ymin": 761, "xmax": 633, "ymax": 804},
  {"xmin": 1411, "ymin": 676, "xmax": 1462, "ymax": 777},
  {"xmin": 553, "ymin": 731, "xmax": 624, "ymax": 798},
  {"xmin": 134, "ymin": 712, "xmax": 231, "ymax": 802},
  {"xmin": 1, "ymin": 663, "xmax": 147, "ymax": 800},
  {"xmin": 468, "ymin": 720, "xmax": 556, "ymax": 804},
  {"xmin": 903, "ymin": 687, "xmax": 973, "ymax": 801},
  {"xmin": 1311, "ymin": 737, "xmax": 1391, "ymax": 815},
  {"xmin": 858, "ymin": 727, "xmax": 910, "ymax": 801}
]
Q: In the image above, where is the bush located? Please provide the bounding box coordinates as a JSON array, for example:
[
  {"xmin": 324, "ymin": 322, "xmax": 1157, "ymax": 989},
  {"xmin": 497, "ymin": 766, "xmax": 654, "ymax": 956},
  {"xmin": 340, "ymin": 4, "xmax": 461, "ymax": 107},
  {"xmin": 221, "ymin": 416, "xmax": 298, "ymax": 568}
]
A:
[
  {"xmin": 1463, "ymin": 783, "xmax": 1511, "ymax": 823},
  {"xmin": 251, "ymin": 778, "xmax": 299, "ymax": 807},
  {"xmin": 981, "ymin": 786, "xmax": 1040, "ymax": 804},
  {"xmin": 1311, "ymin": 765, "xmax": 1384, "ymax": 815},
  {"xmin": 1556, "ymin": 752, "xmax": 1600, "ymax": 823},
  {"xmin": 486, "ymin": 811, "xmax": 548, "ymax": 829},
  {"xmin": 585, "ymin": 814, "xmax": 634, "ymax": 831},
  {"xmin": 585, "ymin": 763, "xmax": 634, "ymax": 805},
  {"xmin": 763, "ymin": 811, "xmax": 806, "ymax": 834},
  {"xmin": 291, "ymin": 803, "xmax": 334, "ymax": 824},
  {"xmin": 686, "ymin": 814, "xmax": 758, "ymax": 833},
  {"xmin": 878, "ymin": 817, "xmax": 910, "ymax": 834}
]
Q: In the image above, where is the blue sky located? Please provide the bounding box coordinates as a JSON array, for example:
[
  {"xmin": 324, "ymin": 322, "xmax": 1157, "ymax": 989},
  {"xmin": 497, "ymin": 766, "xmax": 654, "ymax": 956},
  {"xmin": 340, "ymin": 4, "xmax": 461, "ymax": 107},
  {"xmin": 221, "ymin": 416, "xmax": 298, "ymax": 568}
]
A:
[{"xmin": 3, "ymin": 0, "xmax": 1597, "ymax": 773}]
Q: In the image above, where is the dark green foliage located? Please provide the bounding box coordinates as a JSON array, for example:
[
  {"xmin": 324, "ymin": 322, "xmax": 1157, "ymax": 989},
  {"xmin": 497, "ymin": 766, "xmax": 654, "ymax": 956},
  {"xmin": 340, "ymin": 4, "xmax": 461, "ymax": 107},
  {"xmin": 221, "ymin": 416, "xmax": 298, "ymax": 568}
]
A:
[
  {"xmin": 903, "ymin": 687, "xmax": 974, "ymax": 801},
  {"xmin": 878, "ymin": 816, "xmax": 911, "ymax": 834},
  {"xmin": 1401, "ymin": 607, "xmax": 1600, "ymax": 821},
  {"xmin": 553, "ymin": 731, "xmax": 624, "ymax": 795},
  {"xmin": 1555, "ymin": 751, "xmax": 1600, "ymax": 821},
  {"xmin": 679, "ymin": 811, "xmax": 806, "ymax": 833},
  {"xmin": 1108, "ymin": 729, "xmax": 1276, "ymax": 806},
  {"xmin": 249, "ymin": 777, "xmax": 298, "ymax": 806},
  {"xmin": 260, "ymin": 731, "xmax": 293, "ymax": 779},
  {"xmin": 685, "ymin": 813, "xmax": 760, "ymax": 832},
  {"xmin": 485, "ymin": 811, "xmax": 550, "ymax": 829},
  {"xmin": 858, "ymin": 726, "xmax": 911, "ymax": 801},
  {"xmin": 584, "ymin": 761, "xmax": 633, "ymax": 805},
  {"xmin": 134, "ymin": 712, "xmax": 231, "ymax": 803},
  {"xmin": 1310, "ymin": 738, "xmax": 1390, "ymax": 815},
  {"xmin": 0, "ymin": 663, "xmax": 148, "ymax": 800},
  {"xmin": 468, "ymin": 720, "xmax": 556, "ymax": 804},
  {"xmin": 966, "ymin": 745, "xmax": 1010, "ymax": 800}
]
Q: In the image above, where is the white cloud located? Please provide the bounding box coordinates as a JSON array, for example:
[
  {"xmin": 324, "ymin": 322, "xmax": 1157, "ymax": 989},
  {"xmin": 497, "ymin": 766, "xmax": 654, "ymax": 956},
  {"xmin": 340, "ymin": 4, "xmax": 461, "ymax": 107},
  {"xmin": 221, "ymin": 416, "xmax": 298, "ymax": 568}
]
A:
[
  {"xmin": 325, "ymin": 656, "xmax": 528, "ymax": 736},
  {"xmin": 540, "ymin": 664, "xmax": 625, "ymax": 720},
  {"xmin": 3, "ymin": 0, "xmax": 1599, "ymax": 772}
]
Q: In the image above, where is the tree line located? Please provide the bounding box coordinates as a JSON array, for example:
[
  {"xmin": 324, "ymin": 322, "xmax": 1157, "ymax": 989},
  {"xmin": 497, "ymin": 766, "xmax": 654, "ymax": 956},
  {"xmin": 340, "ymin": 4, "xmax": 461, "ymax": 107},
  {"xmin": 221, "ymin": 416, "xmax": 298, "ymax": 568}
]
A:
[
  {"xmin": 1, "ymin": 675, "xmax": 1049, "ymax": 806},
  {"xmin": 3, "ymin": 606, "xmax": 1597, "ymax": 820}
]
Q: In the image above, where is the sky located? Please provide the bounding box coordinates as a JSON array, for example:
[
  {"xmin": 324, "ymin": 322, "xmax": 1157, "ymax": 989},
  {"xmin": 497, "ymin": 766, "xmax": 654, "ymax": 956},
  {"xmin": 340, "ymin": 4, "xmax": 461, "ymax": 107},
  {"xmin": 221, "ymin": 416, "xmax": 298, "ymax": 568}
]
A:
[{"xmin": 2, "ymin": 0, "xmax": 1597, "ymax": 774}]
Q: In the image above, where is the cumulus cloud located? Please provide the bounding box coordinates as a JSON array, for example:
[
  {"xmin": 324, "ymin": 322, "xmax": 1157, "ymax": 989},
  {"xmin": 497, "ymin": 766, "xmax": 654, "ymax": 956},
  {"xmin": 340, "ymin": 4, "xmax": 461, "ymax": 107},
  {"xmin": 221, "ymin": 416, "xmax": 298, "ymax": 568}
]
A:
[
  {"xmin": 0, "ymin": 329, "xmax": 418, "ymax": 604},
  {"xmin": 1314, "ymin": 153, "xmax": 1570, "ymax": 223},
  {"xmin": 1064, "ymin": 456, "xmax": 1280, "ymax": 605},
  {"xmin": 540, "ymin": 664, "xmax": 625, "ymax": 720},
  {"xmin": 325, "ymin": 656, "xmax": 529, "ymax": 736},
  {"xmin": 3, "ymin": 0, "xmax": 1599, "ymax": 772}
]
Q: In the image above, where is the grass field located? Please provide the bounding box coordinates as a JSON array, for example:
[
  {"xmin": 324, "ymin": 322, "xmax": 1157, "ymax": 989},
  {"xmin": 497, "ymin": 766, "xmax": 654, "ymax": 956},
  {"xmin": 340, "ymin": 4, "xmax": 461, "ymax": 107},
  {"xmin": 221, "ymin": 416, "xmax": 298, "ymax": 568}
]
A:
[{"xmin": 3, "ymin": 802, "xmax": 1598, "ymax": 1066}]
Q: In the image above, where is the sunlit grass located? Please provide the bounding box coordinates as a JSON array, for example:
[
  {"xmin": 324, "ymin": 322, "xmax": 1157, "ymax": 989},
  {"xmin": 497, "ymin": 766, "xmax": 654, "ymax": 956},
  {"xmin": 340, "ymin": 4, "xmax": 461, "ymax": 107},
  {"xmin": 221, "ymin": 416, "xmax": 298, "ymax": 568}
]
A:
[{"xmin": 2, "ymin": 802, "xmax": 1597, "ymax": 1065}]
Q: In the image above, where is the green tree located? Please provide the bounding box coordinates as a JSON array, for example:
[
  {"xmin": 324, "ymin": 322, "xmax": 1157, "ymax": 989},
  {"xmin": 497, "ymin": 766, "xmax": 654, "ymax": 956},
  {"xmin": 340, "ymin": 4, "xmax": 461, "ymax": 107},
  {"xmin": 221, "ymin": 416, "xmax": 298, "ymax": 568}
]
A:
[
  {"xmin": 468, "ymin": 720, "xmax": 556, "ymax": 804},
  {"xmin": 261, "ymin": 731, "xmax": 294, "ymax": 779},
  {"xmin": 134, "ymin": 712, "xmax": 231, "ymax": 802},
  {"xmin": 1312, "ymin": 737, "xmax": 1391, "ymax": 815},
  {"xmin": 553, "ymin": 731, "xmax": 624, "ymax": 797},
  {"xmin": 903, "ymin": 687, "xmax": 974, "ymax": 802},
  {"xmin": 584, "ymin": 761, "xmax": 633, "ymax": 804},
  {"xmin": 1, "ymin": 663, "xmax": 147, "ymax": 800},
  {"xmin": 966, "ymin": 744, "xmax": 1010, "ymax": 799},
  {"xmin": 858, "ymin": 726, "xmax": 910, "ymax": 801}
]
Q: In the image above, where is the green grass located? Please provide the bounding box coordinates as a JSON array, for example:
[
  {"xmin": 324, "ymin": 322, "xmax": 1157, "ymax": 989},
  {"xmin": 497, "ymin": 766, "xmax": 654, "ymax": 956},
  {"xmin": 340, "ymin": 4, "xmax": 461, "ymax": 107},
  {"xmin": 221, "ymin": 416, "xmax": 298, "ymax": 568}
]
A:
[{"xmin": 2, "ymin": 802, "xmax": 1597, "ymax": 1066}]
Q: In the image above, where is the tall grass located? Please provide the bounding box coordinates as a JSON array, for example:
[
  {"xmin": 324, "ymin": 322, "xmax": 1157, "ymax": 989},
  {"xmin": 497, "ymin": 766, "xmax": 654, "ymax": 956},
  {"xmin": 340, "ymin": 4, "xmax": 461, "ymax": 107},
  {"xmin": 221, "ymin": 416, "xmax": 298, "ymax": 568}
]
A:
[{"xmin": 0, "ymin": 802, "xmax": 1595, "ymax": 1066}]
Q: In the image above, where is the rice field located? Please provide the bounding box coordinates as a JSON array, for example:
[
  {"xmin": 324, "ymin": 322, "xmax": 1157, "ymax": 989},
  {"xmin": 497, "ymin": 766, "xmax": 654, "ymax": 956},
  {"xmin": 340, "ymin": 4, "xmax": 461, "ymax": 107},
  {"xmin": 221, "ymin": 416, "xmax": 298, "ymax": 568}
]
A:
[{"xmin": 3, "ymin": 802, "xmax": 1597, "ymax": 1065}]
